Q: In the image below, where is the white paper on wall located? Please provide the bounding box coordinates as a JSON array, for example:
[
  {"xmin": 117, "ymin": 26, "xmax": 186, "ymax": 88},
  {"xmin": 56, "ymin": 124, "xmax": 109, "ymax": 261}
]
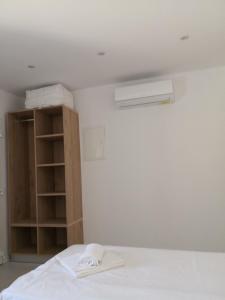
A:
[{"xmin": 82, "ymin": 127, "xmax": 105, "ymax": 161}]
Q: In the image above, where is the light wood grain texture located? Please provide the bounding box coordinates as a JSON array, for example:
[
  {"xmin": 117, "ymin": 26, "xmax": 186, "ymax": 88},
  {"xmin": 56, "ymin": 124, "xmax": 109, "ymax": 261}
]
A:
[
  {"xmin": 36, "ymin": 138, "xmax": 64, "ymax": 164},
  {"xmin": 11, "ymin": 221, "xmax": 37, "ymax": 227},
  {"xmin": 38, "ymin": 196, "xmax": 66, "ymax": 226},
  {"xmin": 36, "ymin": 133, "xmax": 64, "ymax": 140},
  {"xmin": 37, "ymin": 166, "xmax": 65, "ymax": 194},
  {"xmin": 38, "ymin": 227, "xmax": 67, "ymax": 255},
  {"xmin": 33, "ymin": 111, "xmax": 39, "ymax": 254},
  {"xmin": 37, "ymin": 163, "xmax": 65, "ymax": 167},
  {"xmin": 67, "ymin": 220, "xmax": 83, "ymax": 245},
  {"xmin": 35, "ymin": 107, "xmax": 63, "ymax": 136},
  {"xmin": 63, "ymin": 107, "xmax": 83, "ymax": 226},
  {"xmin": 7, "ymin": 112, "xmax": 37, "ymax": 239},
  {"xmin": 37, "ymin": 192, "xmax": 66, "ymax": 197}
]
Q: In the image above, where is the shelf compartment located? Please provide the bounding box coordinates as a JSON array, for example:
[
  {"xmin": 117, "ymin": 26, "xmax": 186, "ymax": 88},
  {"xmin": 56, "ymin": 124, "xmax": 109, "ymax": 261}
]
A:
[
  {"xmin": 37, "ymin": 166, "xmax": 65, "ymax": 194},
  {"xmin": 38, "ymin": 196, "xmax": 66, "ymax": 226},
  {"xmin": 39, "ymin": 227, "xmax": 67, "ymax": 255},
  {"xmin": 8, "ymin": 113, "xmax": 36, "ymax": 224},
  {"xmin": 36, "ymin": 137, "xmax": 64, "ymax": 165},
  {"xmin": 11, "ymin": 227, "xmax": 37, "ymax": 254},
  {"xmin": 35, "ymin": 106, "xmax": 63, "ymax": 136}
]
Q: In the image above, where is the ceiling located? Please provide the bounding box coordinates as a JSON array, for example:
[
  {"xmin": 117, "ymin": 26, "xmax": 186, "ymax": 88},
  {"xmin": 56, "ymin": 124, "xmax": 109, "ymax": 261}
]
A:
[{"xmin": 0, "ymin": 0, "xmax": 225, "ymax": 95}]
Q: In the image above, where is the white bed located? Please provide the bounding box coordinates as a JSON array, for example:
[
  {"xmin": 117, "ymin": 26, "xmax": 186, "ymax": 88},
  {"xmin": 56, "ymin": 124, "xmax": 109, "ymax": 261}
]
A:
[{"xmin": 1, "ymin": 245, "xmax": 225, "ymax": 300}]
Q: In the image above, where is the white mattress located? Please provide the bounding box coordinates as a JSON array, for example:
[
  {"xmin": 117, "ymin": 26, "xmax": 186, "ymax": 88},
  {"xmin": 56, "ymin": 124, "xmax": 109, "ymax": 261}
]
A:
[{"xmin": 1, "ymin": 245, "xmax": 225, "ymax": 300}]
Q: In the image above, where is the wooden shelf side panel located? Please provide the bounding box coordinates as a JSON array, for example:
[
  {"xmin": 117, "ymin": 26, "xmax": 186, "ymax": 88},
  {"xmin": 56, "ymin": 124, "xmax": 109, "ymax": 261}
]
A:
[
  {"xmin": 63, "ymin": 107, "xmax": 83, "ymax": 224},
  {"xmin": 67, "ymin": 220, "xmax": 83, "ymax": 245}
]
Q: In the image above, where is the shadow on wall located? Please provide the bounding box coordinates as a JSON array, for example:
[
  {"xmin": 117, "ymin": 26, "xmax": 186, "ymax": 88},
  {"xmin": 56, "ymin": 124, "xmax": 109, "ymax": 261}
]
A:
[
  {"xmin": 173, "ymin": 77, "xmax": 187, "ymax": 101},
  {"xmin": 0, "ymin": 25, "xmax": 104, "ymax": 95}
]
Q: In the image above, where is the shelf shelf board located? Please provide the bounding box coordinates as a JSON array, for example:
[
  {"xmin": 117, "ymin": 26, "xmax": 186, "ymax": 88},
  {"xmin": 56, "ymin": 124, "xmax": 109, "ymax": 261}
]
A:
[
  {"xmin": 37, "ymin": 193, "xmax": 66, "ymax": 197},
  {"xmin": 38, "ymin": 219, "xmax": 67, "ymax": 228},
  {"xmin": 11, "ymin": 219, "xmax": 37, "ymax": 227},
  {"xmin": 36, "ymin": 133, "xmax": 64, "ymax": 141},
  {"xmin": 37, "ymin": 163, "xmax": 65, "ymax": 167}
]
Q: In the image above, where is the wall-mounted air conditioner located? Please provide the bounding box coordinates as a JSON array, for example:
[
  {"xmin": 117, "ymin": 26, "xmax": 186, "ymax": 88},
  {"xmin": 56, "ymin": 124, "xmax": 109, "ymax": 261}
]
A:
[{"xmin": 115, "ymin": 80, "xmax": 174, "ymax": 108}]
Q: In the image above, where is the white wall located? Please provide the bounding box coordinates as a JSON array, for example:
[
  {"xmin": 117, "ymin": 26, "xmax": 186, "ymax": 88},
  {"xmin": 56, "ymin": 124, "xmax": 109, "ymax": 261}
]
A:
[
  {"xmin": 0, "ymin": 89, "xmax": 23, "ymax": 259},
  {"xmin": 74, "ymin": 66, "xmax": 225, "ymax": 252}
]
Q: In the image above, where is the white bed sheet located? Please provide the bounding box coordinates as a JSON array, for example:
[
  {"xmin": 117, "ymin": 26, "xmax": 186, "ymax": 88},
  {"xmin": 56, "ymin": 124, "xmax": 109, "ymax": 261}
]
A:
[{"xmin": 1, "ymin": 245, "xmax": 225, "ymax": 300}]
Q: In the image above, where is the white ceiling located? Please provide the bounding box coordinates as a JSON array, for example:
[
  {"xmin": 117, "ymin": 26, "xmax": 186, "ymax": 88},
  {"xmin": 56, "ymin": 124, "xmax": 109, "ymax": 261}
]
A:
[{"xmin": 0, "ymin": 0, "xmax": 225, "ymax": 95}]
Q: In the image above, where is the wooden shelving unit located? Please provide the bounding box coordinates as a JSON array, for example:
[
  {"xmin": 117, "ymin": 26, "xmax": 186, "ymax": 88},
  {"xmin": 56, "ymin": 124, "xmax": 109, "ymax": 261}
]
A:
[{"xmin": 7, "ymin": 105, "xmax": 83, "ymax": 260}]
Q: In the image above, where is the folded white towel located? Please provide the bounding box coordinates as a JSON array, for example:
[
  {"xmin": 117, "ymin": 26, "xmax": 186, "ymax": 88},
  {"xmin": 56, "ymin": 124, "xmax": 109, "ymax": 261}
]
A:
[
  {"xmin": 56, "ymin": 251, "xmax": 124, "ymax": 278},
  {"xmin": 79, "ymin": 243, "xmax": 104, "ymax": 267}
]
